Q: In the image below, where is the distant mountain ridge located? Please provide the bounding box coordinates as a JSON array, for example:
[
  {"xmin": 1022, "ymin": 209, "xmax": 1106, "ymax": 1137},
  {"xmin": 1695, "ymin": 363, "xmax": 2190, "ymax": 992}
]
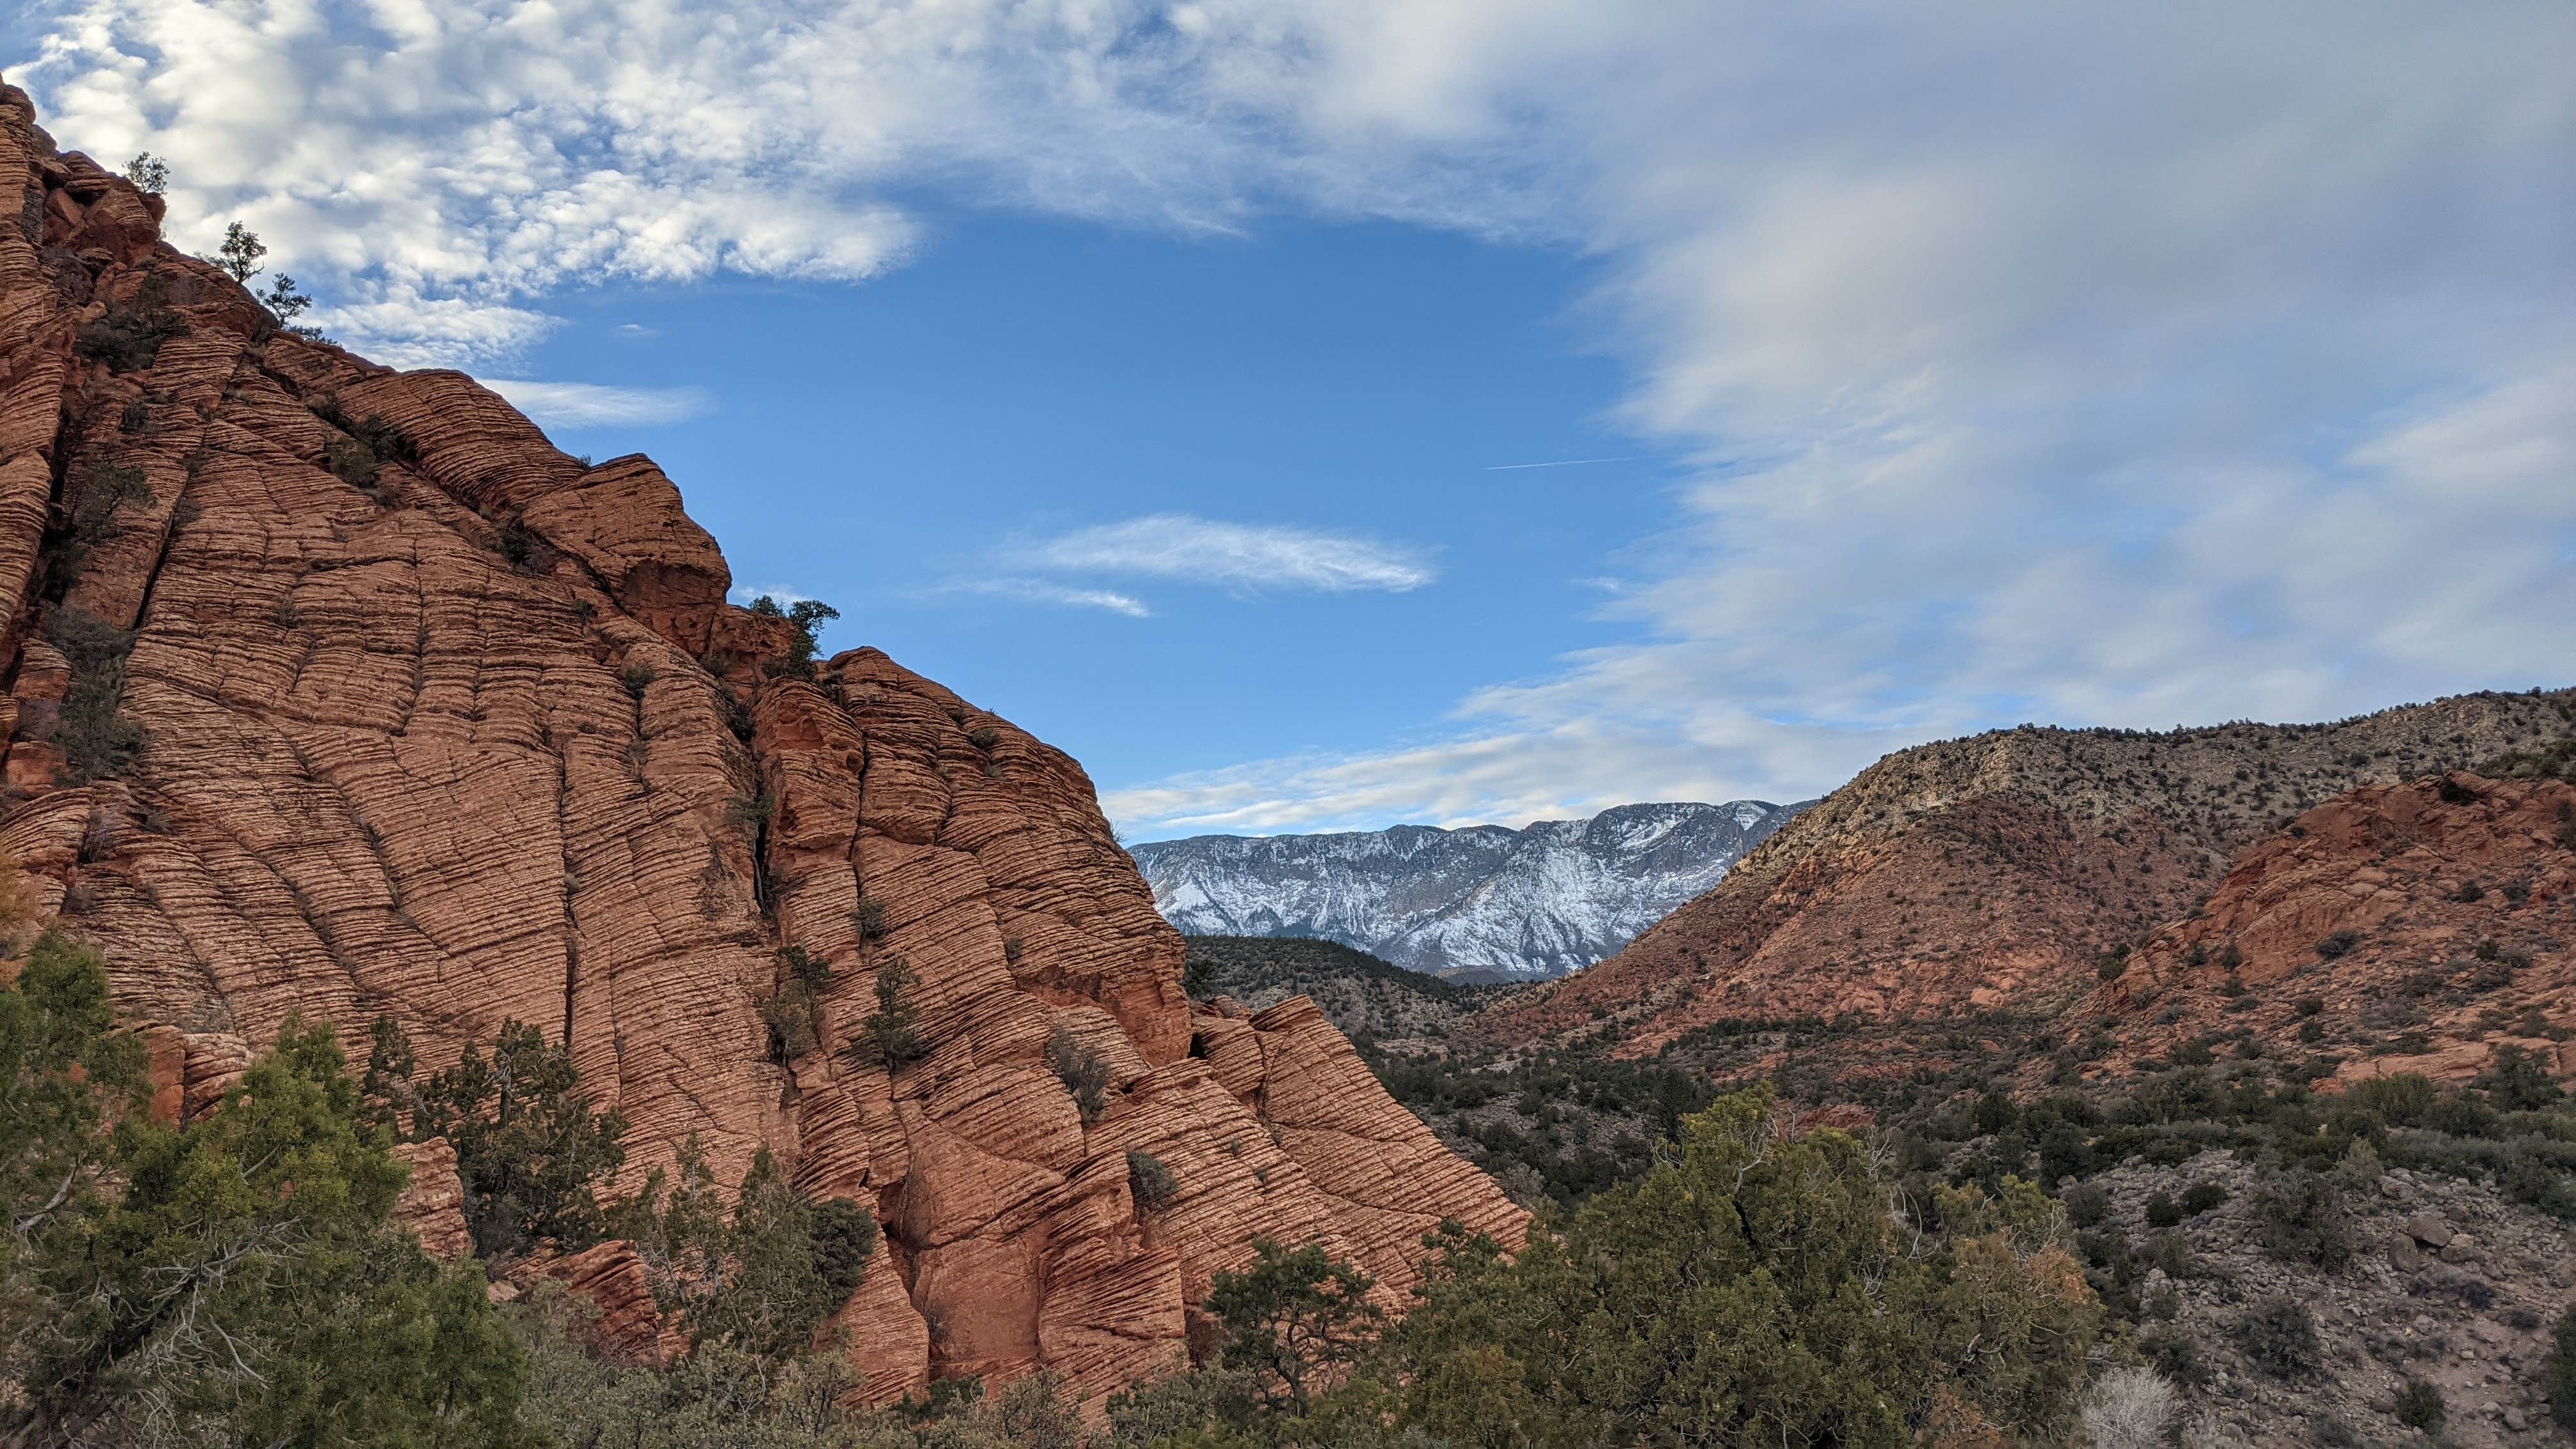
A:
[{"xmin": 1129, "ymin": 801, "xmax": 1811, "ymax": 980}]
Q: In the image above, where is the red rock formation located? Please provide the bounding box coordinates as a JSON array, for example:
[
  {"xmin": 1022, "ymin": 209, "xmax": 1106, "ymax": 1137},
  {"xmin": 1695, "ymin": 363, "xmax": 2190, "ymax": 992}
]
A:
[
  {"xmin": 1484, "ymin": 699, "xmax": 2575, "ymax": 1066},
  {"xmin": 507, "ymin": 1240, "xmax": 687, "ymax": 1366},
  {"xmin": 2098, "ymin": 772, "xmax": 2575, "ymax": 1084},
  {"xmin": 0, "ymin": 79, "xmax": 1520, "ymax": 1409},
  {"xmin": 389, "ymin": 1136, "xmax": 475, "ymax": 1262}
]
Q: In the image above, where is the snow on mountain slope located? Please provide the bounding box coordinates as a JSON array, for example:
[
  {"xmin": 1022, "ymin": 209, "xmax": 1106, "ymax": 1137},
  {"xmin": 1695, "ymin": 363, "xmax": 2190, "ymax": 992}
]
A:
[{"xmin": 1128, "ymin": 801, "xmax": 1811, "ymax": 980}]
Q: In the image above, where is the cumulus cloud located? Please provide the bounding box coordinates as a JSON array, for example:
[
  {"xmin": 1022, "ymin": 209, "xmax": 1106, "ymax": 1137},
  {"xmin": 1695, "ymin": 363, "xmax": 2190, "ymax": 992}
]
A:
[
  {"xmin": 20, "ymin": 1, "xmax": 2575, "ymax": 834},
  {"xmin": 482, "ymin": 379, "xmax": 712, "ymax": 429},
  {"xmin": 1006, "ymin": 514, "xmax": 1435, "ymax": 595}
]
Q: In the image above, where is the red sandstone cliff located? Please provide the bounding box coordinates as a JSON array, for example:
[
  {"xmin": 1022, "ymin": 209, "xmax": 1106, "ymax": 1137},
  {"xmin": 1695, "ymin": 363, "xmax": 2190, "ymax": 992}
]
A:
[{"xmin": 0, "ymin": 82, "xmax": 1520, "ymax": 1407}]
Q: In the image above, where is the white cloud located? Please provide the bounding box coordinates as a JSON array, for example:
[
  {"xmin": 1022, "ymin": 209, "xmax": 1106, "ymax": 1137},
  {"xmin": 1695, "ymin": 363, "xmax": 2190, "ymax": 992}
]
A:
[
  {"xmin": 19, "ymin": 1, "xmax": 2575, "ymax": 835},
  {"xmin": 482, "ymin": 379, "xmax": 712, "ymax": 429},
  {"xmin": 1007, "ymin": 514, "xmax": 1435, "ymax": 594},
  {"xmin": 946, "ymin": 579, "xmax": 1154, "ymax": 618}
]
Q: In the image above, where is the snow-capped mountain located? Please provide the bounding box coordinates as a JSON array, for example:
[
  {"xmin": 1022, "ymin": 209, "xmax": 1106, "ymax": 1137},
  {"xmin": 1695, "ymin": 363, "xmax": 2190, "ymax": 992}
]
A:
[{"xmin": 1128, "ymin": 801, "xmax": 1812, "ymax": 981}]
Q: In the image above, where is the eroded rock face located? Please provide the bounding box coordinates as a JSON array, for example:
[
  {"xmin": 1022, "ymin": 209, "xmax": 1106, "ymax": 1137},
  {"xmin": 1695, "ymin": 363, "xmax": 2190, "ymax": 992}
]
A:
[
  {"xmin": 0, "ymin": 80, "xmax": 1521, "ymax": 1409},
  {"xmin": 2099, "ymin": 772, "xmax": 2575, "ymax": 1084},
  {"xmin": 1485, "ymin": 699, "xmax": 2576, "ymax": 1062}
]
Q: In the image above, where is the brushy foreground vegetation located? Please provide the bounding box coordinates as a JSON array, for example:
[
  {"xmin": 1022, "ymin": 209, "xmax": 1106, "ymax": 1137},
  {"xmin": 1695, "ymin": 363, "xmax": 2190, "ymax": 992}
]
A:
[{"xmin": 6, "ymin": 930, "xmax": 2128, "ymax": 1446}]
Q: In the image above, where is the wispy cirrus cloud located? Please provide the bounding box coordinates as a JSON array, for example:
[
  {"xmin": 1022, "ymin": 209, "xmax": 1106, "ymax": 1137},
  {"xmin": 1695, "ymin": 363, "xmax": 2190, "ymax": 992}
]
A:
[
  {"xmin": 482, "ymin": 379, "xmax": 712, "ymax": 429},
  {"xmin": 945, "ymin": 578, "xmax": 1154, "ymax": 618},
  {"xmin": 1006, "ymin": 514, "xmax": 1435, "ymax": 595}
]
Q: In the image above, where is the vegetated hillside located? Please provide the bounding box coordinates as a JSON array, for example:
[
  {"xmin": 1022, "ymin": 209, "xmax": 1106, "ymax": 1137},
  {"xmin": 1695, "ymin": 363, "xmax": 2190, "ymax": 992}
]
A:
[
  {"xmin": 1180, "ymin": 934, "xmax": 1710, "ymax": 1208},
  {"xmin": 2100, "ymin": 769, "xmax": 2575, "ymax": 1087},
  {"xmin": 1486, "ymin": 691, "xmax": 2576, "ymax": 1057},
  {"xmin": 1134, "ymin": 799, "xmax": 1806, "ymax": 980},
  {"xmin": 0, "ymin": 84, "xmax": 1518, "ymax": 1418},
  {"xmin": 1178, "ymin": 933, "xmax": 1493, "ymax": 1041}
]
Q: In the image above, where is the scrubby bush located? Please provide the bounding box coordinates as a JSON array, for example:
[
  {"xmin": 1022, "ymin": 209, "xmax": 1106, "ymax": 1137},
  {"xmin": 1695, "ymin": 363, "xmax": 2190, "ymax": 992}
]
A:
[
  {"xmin": 75, "ymin": 273, "xmax": 188, "ymax": 371},
  {"xmin": 1048, "ymin": 1023, "xmax": 1112, "ymax": 1124},
  {"xmin": 845, "ymin": 957, "xmax": 926, "ymax": 1070},
  {"xmin": 2232, "ymin": 1296, "xmax": 2320, "ymax": 1378},
  {"xmin": 2064, "ymin": 1181, "xmax": 2110, "ymax": 1227},
  {"xmin": 2144, "ymin": 1190, "xmax": 2182, "ymax": 1229},
  {"xmin": 2393, "ymin": 1377, "xmax": 2445, "ymax": 1430},
  {"xmin": 2080, "ymin": 1366, "xmax": 2175, "ymax": 1449},
  {"xmin": 2179, "ymin": 1181, "xmax": 2228, "ymax": 1215},
  {"xmin": 1126, "ymin": 1149, "xmax": 1178, "ymax": 1212},
  {"xmin": 374, "ymin": 1016, "xmax": 628, "ymax": 1259},
  {"xmin": 2251, "ymin": 1169, "xmax": 2352, "ymax": 1270}
]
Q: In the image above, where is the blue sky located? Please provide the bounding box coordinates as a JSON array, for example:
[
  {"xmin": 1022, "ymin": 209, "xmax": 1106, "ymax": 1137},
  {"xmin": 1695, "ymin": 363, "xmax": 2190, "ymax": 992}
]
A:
[
  {"xmin": 514, "ymin": 220, "xmax": 1674, "ymax": 801},
  {"xmin": 10, "ymin": 2, "xmax": 2573, "ymax": 839}
]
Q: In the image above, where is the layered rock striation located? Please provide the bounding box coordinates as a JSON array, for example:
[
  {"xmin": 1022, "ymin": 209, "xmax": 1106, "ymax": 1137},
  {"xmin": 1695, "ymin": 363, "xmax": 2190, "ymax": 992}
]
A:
[{"xmin": 0, "ymin": 82, "xmax": 1519, "ymax": 1409}]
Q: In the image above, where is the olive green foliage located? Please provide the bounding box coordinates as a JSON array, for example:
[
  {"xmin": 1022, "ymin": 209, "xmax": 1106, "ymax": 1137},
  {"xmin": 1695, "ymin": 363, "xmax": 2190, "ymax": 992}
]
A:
[
  {"xmin": 1119, "ymin": 1089, "xmax": 2102, "ymax": 1446},
  {"xmin": 377, "ymin": 1016, "xmax": 628, "ymax": 1259},
  {"xmin": 2550, "ymin": 1303, "xmax": 2576, "ymax": 1430},
  {"xmin": 75, "ymin": 272, "xmax": 188, "ymax": 371},
  {"xmin": 2248, "ymin": 1169, "xmax": 2352, "ymax": 1270},
  {"xmin": 847, "ymin": 958, "xmax": 928, "ymax": 1070},
  {"xmin": 699, "ymin": 1149, "xmax": 871, "ymax": 1358},
  {"xmin": 1, "ymin": 931, "xmax": 146, "ymax": 1353},
  {"xmin": 751, "ymin": 594, "xmax": 841, "ymax": 678},
  {"xmin": 45, "ymin": 607, "xmax": 151, "ymax": 781},
  {"xmin": 2393, "ymin": 1378, "xmax": 2445, "ymax": 1430},
  {"xmin": 1046, "ymin": 1023, "xmax": 1110, "ymax": 1124},
  {"xmin": 316, "ymin": 403, "xmax": 413, "ymax": 498},
  {"xmin": 1204, "ymin": 1238, "xmax": 1386, "ymax": 1418},
  {"xmin": 2232, "ymin": 1296, "xmax": 2319, "ymax": 1378},
  {"xmin": 1126, "ymin": 1150, "xmax": 1178, "ymax": 1213},
  {"xmin": 515, "ymin": 1282, "xmax": 1078, "ymax": 1449},
  {"xmin": 4, "ymin": 1006, "xmax": 526, "ymax": 1446}
]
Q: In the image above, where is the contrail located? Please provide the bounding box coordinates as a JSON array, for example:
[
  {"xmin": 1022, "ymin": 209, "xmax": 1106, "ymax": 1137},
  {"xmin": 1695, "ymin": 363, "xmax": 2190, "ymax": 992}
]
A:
[{"xmin": 1483, "ymin": 457, "xmax": 1635, "ymax": 471}]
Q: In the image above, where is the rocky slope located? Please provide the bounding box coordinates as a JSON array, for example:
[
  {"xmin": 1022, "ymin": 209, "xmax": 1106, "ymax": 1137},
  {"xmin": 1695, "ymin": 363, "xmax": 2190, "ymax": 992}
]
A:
[
  {"xmin": 0, "ymin": 82, "xmax": 1519, "ymax": 1411},
  {"xmin": 1485, "ymin": 696, "xmax": 2576, "ymax": 1057},
  {"xmin": 2097, "ymin": 769, "xmax": 2575, "ymax": 1089},
  {"xmin": 1132, "ymin": 799, "xmax": 1806, "ymax": 981}
]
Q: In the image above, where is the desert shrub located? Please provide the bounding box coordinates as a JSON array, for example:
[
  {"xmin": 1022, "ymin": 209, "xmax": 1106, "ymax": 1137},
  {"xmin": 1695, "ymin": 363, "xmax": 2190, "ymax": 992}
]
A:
[
  {"xmin": 1182, "ymin": 951, "xmax": 1216, "ymax": 999},
  {"xmin": 2349, "ymin": 1071, "xmax": 2436, "ymax": 1126},
  {"xmin": 2232, "ymin": 1296, "xmax": 2319, "ymax": 1377},
  {"xmin": 44, "ymin": 608, "xmax": 150, "ymax": 781},
  {"xmin": 2143, "ymin": 1190, "xmax": 2182, "ymax": 1229},
  {"xmin": 853, "ymin": 893, "xmax": 889, "ymax": 940},
  {"xmin": 2063, "ymin": 1181, "xmax": 2110, "ymax": 1227},
  {"xmin": 123, "ymin": 151, "xmax": 168, "ymax": 193},
  {"xmin": 2481, "ymin": 1043, "xmax": 2564, "ymax": 1111},
  {"xmin": 2179, "ymin": 1181, "xmax": 2228, "ymax": 1215},
  {"xmin": 845, "ymin": 958, "xmax": 926, "ymax": 1070},
  {"xmin": 2251, "ymin": 1169, "xmax": 2352, "ymax": 1269},
  {"xmin": 1126, "ymin": 1149, "xmax": 1178, "ymax": 1212},
  {"xmin": 497, "ymin": 521, "xmax": 549, "ymax": 572},
  {"xmin": 967, "ymin": 725, "xmax": 1002, "ymax": 751},
  {"xmin": 74, "ymin": 272, "xmax": 188, "ymax": 371},
  {"xmin": 2550, "ymin": 1303, "xmax": 2576, "ymax": 1430},
  {"xmin": 1974, "ymin": 1087, "xmax": 2019, "ymax": 1134},
  {"xmin": 325, "ymin": 434, "xmax": 382, "ymax": 491},
  {"xmin": 620, "ymin": 662, "xmax": 657, "ymax": 699},
  {"xmin": 2393, "ymin": 1377, "xmax": 2445, "ymax": 1430},
  {"xmin": 388, "ymin": 1016, "xmax": 628, "ymax": 1259},
  {"xmin": 2315, "ymin": 930, "xmax": 2361, "ymax": 960},
  {"xmin": 778, "ymin": 944, "xmax": 831, "ymax": 990},
  {"xmin": 761, "ymin": 980, "xmax": 820, "ymax": 1061},
  {"xmin": 750, "ymin": 595, "xmax": 841, "ymax": 678},
  {"xmin": 1048, "ymin": 1023, "xmax": 1112, "ymax": 1124},
  {"xmin": 2138, "ymin": 1326, "xmax": 2204, "ymax": 1385},
  {"xmin": 1353, "ymin": 1092, "xmax": 2104, "ymax": 1443},
  {"xmin": 2079, "ymin": 1366, "xmax": 2175, "ymax": 1449}
]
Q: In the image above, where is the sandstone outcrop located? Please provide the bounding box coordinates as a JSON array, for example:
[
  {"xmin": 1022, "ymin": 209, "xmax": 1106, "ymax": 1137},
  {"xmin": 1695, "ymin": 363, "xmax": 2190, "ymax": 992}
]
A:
[
  {"xmin": 0, "ymin": 79, "xmax": 1520, "ymax": 1409},
  {"xmin": 2098, "ymin": 771, "xmax": 2574, "ymax": 1084},
  {"xmin": 1485, "ymin": 698, "xmax": 2576, "ymax": 1062}
]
